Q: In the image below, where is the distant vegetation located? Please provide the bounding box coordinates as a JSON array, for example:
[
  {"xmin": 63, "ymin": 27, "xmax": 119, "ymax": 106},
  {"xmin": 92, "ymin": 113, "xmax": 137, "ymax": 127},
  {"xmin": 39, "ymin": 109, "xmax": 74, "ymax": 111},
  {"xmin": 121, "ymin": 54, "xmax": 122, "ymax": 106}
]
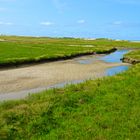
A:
[{"xmin": 0, "ymin": 36, "xmax": 140, "ymax": 139}]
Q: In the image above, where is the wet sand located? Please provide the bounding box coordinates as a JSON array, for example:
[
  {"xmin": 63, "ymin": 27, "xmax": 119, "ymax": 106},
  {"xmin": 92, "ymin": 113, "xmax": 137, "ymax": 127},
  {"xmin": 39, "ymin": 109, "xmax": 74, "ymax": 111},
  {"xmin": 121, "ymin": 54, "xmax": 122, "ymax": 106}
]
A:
[{"xmin": 0, "ymin": 54, "xmax": 130, "ymax": 101}]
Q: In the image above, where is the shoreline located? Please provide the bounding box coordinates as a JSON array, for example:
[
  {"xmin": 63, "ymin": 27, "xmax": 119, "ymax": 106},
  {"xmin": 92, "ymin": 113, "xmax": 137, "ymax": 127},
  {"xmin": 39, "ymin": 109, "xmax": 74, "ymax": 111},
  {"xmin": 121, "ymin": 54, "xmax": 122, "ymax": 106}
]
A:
[{"xmin": 122, "ymin": 57, "xmax": 140, "ymax": 64}]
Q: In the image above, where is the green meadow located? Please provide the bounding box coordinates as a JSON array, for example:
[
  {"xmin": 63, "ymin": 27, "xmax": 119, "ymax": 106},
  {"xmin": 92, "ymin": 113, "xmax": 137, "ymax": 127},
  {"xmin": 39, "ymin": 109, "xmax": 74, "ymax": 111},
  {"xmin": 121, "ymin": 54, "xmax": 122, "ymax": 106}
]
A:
[
  {"xmin": 0, "ymin": 36, "xmax": 140, "ymax": 66},
  {"xmin": 0, "ymin": 36, "xmax": 140, "ymax": 139}
]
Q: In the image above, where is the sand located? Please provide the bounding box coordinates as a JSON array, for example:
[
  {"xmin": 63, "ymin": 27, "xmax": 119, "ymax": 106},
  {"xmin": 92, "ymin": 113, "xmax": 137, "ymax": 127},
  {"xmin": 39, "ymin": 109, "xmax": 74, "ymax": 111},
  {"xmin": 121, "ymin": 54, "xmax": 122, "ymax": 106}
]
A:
[{"xmin": 0, "ymin": 55, "xmax": 130, "ymax": 101}]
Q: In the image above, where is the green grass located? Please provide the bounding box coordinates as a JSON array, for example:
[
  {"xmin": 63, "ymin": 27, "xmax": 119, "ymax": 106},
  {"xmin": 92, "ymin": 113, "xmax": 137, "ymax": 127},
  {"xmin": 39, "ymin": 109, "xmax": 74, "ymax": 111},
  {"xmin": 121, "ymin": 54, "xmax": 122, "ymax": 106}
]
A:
[
  {"xmin": 0, "ymin": 44, "xmax": 140, "ymax": 139},
  {"xmin": 122, "ymin": 50, "xmax": 140, "ymax": 64},
  {"xmin": 0, "ymin": 36, "xmax": 140, "ymax": 66},
  {"xmin": 125, "ymin": 50, "xmax": 140, "ymax": 60}
]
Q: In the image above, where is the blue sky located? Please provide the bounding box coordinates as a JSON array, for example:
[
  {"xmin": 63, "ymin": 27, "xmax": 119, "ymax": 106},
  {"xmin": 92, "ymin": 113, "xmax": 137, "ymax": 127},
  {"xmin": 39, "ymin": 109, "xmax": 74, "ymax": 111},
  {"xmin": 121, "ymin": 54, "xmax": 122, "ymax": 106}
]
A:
[{"xmin": 0, "ymin": 0, "xmax": 140, "ymax": 40}]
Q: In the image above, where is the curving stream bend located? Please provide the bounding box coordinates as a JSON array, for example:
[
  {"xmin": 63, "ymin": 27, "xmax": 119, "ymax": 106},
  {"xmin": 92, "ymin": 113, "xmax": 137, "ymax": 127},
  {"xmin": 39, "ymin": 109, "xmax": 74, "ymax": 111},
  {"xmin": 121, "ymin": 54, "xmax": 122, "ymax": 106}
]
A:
[{"xmin": 0, "ymin": 49, "xmax": 131, "ymax": 101}]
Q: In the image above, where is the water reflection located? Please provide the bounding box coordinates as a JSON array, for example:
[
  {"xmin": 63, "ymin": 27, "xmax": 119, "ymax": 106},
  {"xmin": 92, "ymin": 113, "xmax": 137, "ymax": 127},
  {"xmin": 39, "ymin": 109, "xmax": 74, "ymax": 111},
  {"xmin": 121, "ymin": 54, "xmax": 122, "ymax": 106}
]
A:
[
  {"xmin": 77, "ymin": 50, "xmax": 130, "ymax": 64},
  {"xmin": 106, "ymin": 65, "xmax": 129, "ymax": 76},
  {"xmin": 100, "ymin": 50, "xmax": 129, "ymax": 63}
]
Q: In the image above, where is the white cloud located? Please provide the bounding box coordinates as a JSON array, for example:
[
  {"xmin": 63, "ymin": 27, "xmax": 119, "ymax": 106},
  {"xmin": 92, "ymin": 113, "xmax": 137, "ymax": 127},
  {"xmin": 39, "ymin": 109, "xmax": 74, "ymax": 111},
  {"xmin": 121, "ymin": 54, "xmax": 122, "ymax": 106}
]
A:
[
  {"xmin": 40, "ymin": 21, "xmax": 54, "ymax": 26},
  {"xmin": 0, "ymin": 21, "xmax": 13, "ymax": 25},
  {"xmin": 77, "ymin": 19, "xmax": 85, "ymax": 24},
  {"xmin": 113, "ymin": 21, "xmax": 123, "ymax": 25},
  {"xmin": 111, "ymin": 21, "xmax": 140, "ymax": 29}
]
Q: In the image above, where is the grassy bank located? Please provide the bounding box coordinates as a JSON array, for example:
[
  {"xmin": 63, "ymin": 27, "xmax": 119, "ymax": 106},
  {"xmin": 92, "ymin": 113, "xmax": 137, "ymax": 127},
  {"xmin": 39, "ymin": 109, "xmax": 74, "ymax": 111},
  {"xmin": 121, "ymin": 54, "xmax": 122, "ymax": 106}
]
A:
[
  {"xmin": 0, "ymin": 47, "xmax": 140, "ymax": 139},
  {"xmin": 123, "ymin": 50, "xmax": 140, "ymax": 64},
  {"xmin": 0, "ymin": 36, "xmax": 140, "ymax": 67}
]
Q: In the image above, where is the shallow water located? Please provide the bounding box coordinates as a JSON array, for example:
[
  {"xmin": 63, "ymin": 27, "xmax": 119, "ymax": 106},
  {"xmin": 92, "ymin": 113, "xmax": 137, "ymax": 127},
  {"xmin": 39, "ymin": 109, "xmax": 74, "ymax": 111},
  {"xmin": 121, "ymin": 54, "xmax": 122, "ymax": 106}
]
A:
[
  {"xmin": 76, "ymin": 50, "xmax": 130, "ymax": 64},
  {"xmin": 100, "ymin": 50, "xmax": 129, "ymax": 63},
  {"xmin": 106, "ymin": 65, "xmax": 129, "ymax": 76},
  {"xmin": 104, "ymin": 50, "xmax": 130, "ymax": 76},
  {"xmin": 76, "ymin": 50, "xmax": 130, "ymax": 76},
  {"xmin": 76, "ymin": 56, "xmax": 100, "ymax": 64}
]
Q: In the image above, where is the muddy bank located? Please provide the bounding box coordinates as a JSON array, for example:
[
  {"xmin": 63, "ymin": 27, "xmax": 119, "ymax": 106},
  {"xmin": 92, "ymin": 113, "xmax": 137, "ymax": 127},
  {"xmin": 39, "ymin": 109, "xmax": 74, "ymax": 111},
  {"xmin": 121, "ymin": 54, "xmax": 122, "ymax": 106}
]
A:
[
  {"xmin": 122, "ymin": 57, "xmax": 140, "ymax": 64},
  {"xmin": 0, "ymin": 59, "xmax": 127, "ymax": 94},
  {"xmin": 0, "ymin": 60, "xmax": 129, "ymax": 101}
]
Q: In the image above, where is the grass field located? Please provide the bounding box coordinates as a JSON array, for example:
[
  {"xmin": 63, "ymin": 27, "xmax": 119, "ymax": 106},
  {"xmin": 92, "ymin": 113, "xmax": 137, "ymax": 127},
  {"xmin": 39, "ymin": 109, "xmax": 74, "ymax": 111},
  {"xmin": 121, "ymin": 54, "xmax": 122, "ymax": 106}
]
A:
[
  {"xmin": 0, "ymin": 37, "xmax": 140, "ymax": 140},
  {"xmin": 0, "ymin": 36, "xmax": 140, "ymax": 66},
  {"xmin": 124, "ymin": 50, "xmax": 140, "ymax": 60},
  {"xmin": 122, "ymin": 50, "xmax": 140, "ymax": 64}
]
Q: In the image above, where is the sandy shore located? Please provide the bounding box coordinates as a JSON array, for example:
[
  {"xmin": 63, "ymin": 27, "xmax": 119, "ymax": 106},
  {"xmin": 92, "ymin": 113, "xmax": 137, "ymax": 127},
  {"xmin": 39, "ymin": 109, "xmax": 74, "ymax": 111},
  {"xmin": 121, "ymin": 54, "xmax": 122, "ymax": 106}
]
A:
[{"xmin": 0, "ymin": 55, "xmax": 130, "ymax": 101}]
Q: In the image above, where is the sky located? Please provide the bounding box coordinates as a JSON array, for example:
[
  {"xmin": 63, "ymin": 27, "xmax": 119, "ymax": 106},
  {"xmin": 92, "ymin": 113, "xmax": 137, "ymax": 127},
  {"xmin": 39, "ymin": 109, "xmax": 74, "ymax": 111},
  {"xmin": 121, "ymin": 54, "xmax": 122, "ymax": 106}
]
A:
[{"xmin": 0, "ymin": 0, "xmax": 140, "ymax": 40}]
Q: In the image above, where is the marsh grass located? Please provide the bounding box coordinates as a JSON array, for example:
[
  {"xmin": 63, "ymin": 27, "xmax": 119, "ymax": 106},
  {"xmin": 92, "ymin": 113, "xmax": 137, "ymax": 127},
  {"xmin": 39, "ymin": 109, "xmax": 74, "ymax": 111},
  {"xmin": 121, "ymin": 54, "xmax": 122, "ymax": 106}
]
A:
[
  {"xmin": 125, "ymin": 50, "xmax": 140, "ymax": 60},
  {"xmin": 0, "ymin": 36, "xmax": 140, "ymax": 66}
]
